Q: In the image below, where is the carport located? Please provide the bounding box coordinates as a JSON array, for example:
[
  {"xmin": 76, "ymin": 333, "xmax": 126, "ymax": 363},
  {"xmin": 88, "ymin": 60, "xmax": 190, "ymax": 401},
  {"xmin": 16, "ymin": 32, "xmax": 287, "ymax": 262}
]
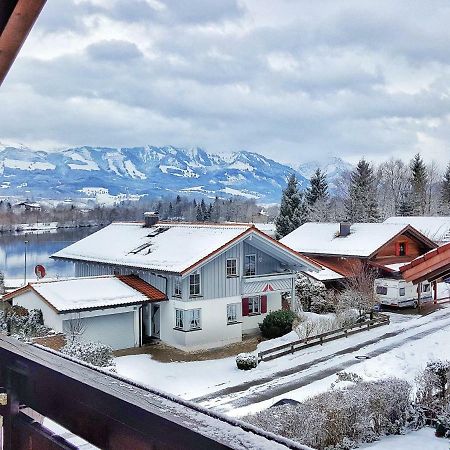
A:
[{"xmin": 401, "ymin": 242, "xmax": 450, "ymax": 304}]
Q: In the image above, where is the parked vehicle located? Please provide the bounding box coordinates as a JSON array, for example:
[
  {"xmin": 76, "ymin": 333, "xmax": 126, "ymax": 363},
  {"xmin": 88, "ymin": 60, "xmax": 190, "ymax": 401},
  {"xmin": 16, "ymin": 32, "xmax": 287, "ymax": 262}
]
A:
[{"xmin": 374, "ymin": 278, "xmax": 432, "ymax": 308}]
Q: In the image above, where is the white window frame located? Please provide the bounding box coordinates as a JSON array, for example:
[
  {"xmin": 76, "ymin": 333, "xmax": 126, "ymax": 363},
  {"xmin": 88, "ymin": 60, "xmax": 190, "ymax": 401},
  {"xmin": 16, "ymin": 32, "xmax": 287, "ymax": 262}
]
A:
[
  {"xmin": 189, "ymin": 271, "xmax": 201, "ymax": 297},
  {"xmin": 422, "ymin": 283, "xmax": 431, "ymax": 293},
  {"xmin": 175, "ymin": 309, "xmax": 201, "ymax": 331},
  {"xmin": 173, "ymin": 277, "xmax": 182, "ymax": 297},
  {"xmin": 226, "ymin": 258, "xmax": 238, "ymax": 277},
  {"xmin": 175, "ymin": 309, "xmax": 184, "ymax": 329},
  {"xmin": 399, "ymin": 287, "xmax": 406, "ymax": 296},
  {"xmin": 227, "ymin": 303, "xmax": 240, "ymax": 324},
  {"xmin": 244, "ymin": 254, "xmax": 256, "ymax": 277},
  {"xmin": 248, "ymin": 296, "xmax": 261, "ymax": 315}
]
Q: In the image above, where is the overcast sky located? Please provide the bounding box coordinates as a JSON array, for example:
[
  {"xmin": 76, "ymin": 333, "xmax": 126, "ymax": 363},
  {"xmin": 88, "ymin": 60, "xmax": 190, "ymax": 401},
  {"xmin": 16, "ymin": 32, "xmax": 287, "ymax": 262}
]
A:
[{"xmin": 2, "ymin": 0, "xmax": 450, "ymax": 166}]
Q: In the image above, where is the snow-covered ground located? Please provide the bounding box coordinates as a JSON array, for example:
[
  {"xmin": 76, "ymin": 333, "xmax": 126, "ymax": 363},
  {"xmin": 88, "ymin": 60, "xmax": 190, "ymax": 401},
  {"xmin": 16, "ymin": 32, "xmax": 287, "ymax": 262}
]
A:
[
  {"xmin": 115, "ymin": 307, "xmax": 450, "ymax": 417},
  {"xmin": 359, "ymin": 427, "xmax": 448, "ymax": 450}
]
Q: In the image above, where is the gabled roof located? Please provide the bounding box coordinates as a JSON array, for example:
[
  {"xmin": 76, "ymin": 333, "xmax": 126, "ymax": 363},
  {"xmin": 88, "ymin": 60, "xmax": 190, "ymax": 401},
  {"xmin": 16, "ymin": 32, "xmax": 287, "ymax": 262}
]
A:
[
  {"xmin": 280, "ymin": 222, "xmax": 437, "ymax": 258},
  {"xmin": 384, "ymin": 216, "xmax": 450, "ymax": 243},
  {"xmin": 3, "ymin": 275, "xmax": 166, "ymax": 314},
  {"xmin": 52, "ymin": 222, "xmax": 320, "ymax": 275}
]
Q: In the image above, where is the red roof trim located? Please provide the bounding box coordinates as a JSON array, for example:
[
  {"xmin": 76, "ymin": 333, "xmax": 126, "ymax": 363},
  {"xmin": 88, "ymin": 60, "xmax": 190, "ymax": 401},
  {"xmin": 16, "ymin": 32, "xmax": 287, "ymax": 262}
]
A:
[{"xmin": 400, "ymin": 241, "xmax": 450, "ymax": 272}]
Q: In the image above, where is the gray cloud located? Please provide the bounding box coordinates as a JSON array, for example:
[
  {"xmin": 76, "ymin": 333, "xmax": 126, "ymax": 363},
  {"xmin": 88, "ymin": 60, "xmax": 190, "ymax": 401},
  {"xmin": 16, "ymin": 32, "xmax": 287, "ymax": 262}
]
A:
[{"xmin": 3, "ymin": 0, "xmax": 450, "ymax": 166}]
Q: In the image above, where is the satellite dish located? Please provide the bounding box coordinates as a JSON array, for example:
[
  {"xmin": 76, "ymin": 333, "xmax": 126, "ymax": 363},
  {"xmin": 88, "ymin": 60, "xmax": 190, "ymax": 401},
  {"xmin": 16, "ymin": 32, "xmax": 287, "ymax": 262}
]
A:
[{"xmin": 35, "ymin": 265, "xmax": 46, "ymax": 279}]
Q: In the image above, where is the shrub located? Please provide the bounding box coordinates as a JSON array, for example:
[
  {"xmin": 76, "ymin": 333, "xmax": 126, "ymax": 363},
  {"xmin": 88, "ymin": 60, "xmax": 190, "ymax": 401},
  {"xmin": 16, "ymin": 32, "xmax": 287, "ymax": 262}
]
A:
[
  {"xmin": 245, "ymin": 378, "xmax": 412, "ymax": 449},
  {"xmin": 295, "ymin": 274, "xmax": 327, "ymax": 312},
  {"xmin": 259, "ymin": 310, "xmax": 297, "ymax": 339},
  {"xmin": 61, "ymin": 342, "xmax": 115, "ymax": 368},
  {"xmin": 236, "ymin": 353, "xmax": 258, "ymax": 370},
  {"xmin": 310, "ymin": 296, "xmax": 336, "ymax": 314}
]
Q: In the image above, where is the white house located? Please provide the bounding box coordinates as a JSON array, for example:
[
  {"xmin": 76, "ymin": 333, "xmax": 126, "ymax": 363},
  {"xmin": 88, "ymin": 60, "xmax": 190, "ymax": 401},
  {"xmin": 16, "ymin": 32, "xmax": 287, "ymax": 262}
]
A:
[
  {"xmin": 50, "ymin": 215, "xmax": 320, "ymax": 351},
  {"xmin": 3, "ymin": 275, "xmax": 166, "ymax": 350}
]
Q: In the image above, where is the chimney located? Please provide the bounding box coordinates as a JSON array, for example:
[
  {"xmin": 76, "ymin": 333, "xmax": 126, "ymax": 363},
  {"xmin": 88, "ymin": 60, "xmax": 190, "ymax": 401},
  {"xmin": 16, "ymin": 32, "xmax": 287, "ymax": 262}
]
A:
[
  {"xmin": 144, "ymin": 212, "xmax": 159, "ymax": 227},
  {"xmin": 339, "ymin": 222, "xmax": 351, "ymax": 237}
]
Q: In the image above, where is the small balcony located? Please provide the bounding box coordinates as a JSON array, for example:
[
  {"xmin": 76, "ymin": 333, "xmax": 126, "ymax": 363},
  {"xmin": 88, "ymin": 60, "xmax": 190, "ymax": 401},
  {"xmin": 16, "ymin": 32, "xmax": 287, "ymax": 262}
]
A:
[{"xmin": 241, "ymin": 272, "xmax": 295, "ymax": 295}]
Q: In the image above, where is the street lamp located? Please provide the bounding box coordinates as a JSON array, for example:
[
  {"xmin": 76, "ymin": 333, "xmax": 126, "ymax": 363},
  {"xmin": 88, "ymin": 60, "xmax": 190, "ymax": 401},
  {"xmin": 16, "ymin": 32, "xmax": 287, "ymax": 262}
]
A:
[{"xmin": 24, "ymin": 240, "xmax": 29, "ymax": 285}]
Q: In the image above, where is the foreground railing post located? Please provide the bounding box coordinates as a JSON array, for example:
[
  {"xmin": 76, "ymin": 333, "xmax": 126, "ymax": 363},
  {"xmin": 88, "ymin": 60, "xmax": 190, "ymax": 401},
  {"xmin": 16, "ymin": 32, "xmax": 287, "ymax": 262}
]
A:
[{"xmin": 0, "ymin": 388, "xmax": 19, "ymax": 450}]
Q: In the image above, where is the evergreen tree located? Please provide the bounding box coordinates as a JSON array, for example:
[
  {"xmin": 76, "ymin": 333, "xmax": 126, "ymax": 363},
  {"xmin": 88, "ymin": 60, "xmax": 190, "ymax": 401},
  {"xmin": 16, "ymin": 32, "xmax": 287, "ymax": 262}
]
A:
[
  {"xmin": 397, "ymin": 190, "xmax": 414, "ymax": 216},
  {"xmin": 306, "ymin": 168, "xmax": 329, "ymax": 206},
  {"xmin": 275, "ymin": 174, "xmax": 308, "ymax": 239},
  {"xmin": 410, "ymin": 153, "xmax": 428, "ymax": 215},
  {"xmin": 345, "ymin": 159, "xmax": 379, "ymax": 222},
  {"xmin": 441, "ymin": 163, "xmax": 450, "ymax": 213},
  {"xmin": 306, "ymin": 168, "xmax": 329, "ymax": 222},
  {"xmin": 196, "ymin": 205, "xmax": 204, "ymax": 222}
]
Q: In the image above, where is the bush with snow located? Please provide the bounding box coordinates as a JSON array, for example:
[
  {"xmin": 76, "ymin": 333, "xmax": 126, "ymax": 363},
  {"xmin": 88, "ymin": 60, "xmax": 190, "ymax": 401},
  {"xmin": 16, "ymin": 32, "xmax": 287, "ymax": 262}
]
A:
[
  {"xmin": 310, "ymin": 296, "xmax": 336, "ymax": 314},
  {"xmin": 236, "ymin": 353, "xmax": 258, "ymax": 370},
  {"xmin": 295, "ymin": 274, "xmax": 327, "ymax": 312},
  {"xmin": 1, "ymin": 305, "xmax": 52, "ymax": 339},
  {"xmin": 61, "ymin": 341, "xmax": 115, "ymax": 368},
  {"xmin": 245, "ymin": 378, "xmax": 412, "ymax": 449},
  {"xmin": 259, "ymin": 310, "xmax": 297, "ymax": 339}
]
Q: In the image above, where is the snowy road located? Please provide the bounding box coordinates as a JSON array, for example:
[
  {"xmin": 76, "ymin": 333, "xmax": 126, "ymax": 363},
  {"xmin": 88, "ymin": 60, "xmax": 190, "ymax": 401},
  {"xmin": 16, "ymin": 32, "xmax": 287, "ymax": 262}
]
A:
[{"xmin": 195, "ymin": 308, "xmax": 450, "ymax": 415}]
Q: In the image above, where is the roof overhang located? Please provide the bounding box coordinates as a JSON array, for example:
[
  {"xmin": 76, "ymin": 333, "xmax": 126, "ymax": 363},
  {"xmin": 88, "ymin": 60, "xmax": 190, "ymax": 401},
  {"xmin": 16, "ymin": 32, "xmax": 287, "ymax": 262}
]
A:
[
  {"xmin": 0, "ymin": 0, "xmax": 46, "ymax": 85},
  {"xmin": 400, "ymin": 242, "xmax": 450, "ymax": 284}
]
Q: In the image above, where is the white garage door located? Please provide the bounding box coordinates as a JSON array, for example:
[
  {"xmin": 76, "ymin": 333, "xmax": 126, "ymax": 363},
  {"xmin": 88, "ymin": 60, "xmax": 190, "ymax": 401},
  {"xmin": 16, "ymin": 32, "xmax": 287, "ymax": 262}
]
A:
[{"xmin": 64, "ymin": 311, "xmax": 136, "ymax": 350}]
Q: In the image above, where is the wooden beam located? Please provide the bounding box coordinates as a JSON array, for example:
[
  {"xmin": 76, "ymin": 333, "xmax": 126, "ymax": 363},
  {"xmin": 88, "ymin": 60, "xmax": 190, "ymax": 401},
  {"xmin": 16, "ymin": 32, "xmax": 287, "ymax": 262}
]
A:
[{"xmin": 0, "ymin": 0, "xmax": 46, "ymax": 86}]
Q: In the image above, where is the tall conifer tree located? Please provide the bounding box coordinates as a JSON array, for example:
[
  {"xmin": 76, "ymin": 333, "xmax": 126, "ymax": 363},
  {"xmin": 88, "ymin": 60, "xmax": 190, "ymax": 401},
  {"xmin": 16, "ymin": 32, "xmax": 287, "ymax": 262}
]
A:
[
  {"xmin": 345, "ymin": 159, "xmax": 379, "ymax": 222},
  {"xmin": 275, "ymin": 174, "xmax": 308, "ymax": 239}
]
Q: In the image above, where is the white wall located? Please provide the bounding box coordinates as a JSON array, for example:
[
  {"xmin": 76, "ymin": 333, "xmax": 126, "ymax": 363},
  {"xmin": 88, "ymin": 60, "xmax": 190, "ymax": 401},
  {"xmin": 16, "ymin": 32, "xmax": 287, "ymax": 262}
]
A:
[
  {"xmin": 158, "ymin": 292, "xmax": 282, "ymax": 351},
  {"xmin": 160, "ymin": 296, "xmax": 243, "ymax": 351},
  {"xmin": 12, "ymin": 290, "xmax": 63, "ymax": 332},
  {"xmin": 242, "ymin": 292, "xmax": 282, "ymax": 333}
]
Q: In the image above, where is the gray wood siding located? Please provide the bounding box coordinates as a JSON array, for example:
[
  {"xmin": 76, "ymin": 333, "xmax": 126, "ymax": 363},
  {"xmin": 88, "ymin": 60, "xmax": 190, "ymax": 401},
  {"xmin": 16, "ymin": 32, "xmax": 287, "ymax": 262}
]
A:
[
  {"xmin": 243, "ymin": 242, "xmax": 281, "ymax": 275},
  {"xmin": 74, "ymin": 237, "xmax": 290, "ymax": 301},
  {"xmin": 74, "ymin": 261, "xmax": 167, "ymax": 293},
  {"xmin": 199, "ymin": 243, "xmax": 241, "ymax": 300}
]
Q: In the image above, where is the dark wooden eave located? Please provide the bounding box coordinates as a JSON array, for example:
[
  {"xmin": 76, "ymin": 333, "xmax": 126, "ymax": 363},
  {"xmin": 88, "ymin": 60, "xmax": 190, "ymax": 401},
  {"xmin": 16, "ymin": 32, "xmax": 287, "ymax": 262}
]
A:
[{"xmin": 0, "ymin": 0, "xmax": 46, "ymax": 86}]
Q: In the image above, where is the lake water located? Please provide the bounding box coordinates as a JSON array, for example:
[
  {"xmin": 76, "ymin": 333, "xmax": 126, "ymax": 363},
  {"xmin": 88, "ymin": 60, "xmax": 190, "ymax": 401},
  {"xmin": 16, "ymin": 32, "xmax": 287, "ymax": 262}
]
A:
[{"xmin": 0, "ymin": 227, "xmax": 101, "ymax": 281}]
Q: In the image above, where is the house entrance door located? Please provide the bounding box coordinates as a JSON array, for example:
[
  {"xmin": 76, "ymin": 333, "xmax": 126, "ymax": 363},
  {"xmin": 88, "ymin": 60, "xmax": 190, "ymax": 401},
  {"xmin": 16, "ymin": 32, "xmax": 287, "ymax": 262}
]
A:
[{"xmin": 151, "ymin": 304, "xmax": 161, "ymax": 338}]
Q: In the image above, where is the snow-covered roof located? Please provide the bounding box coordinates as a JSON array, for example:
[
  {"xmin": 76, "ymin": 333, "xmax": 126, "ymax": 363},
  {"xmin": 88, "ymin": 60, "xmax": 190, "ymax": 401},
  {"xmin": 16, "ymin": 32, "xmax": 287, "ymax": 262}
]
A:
[
  {"xmin": 384, "ymin": 216, "xmax": 450, "ymax": 243},
  {"xmin": 53, "ymin": 222, "xmax": 318, "ymax": 274},
  {"xmin": 53, "ymin": 223, "xmax": 251, "ymax": 274},
  {"xmin": 6, "ymin": 276, "xmax": 164, "ymax": 313},
  {"xmin": 302, "ymin": 266, "xmax": 344, "ymax": 282},
  {"xmin": 252, "ymin": 223, "xmax": 276, "ymax": 237},
  {"xmin": 280, "ymin": 222, "xmax": 416, "ymax": 257}
]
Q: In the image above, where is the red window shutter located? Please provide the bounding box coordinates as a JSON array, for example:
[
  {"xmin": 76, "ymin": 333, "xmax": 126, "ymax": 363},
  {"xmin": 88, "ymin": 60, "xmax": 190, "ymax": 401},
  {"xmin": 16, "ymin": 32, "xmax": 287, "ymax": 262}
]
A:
[
  {"xmin": 261, "ymin": 295, "xmax": 267, "ymax": 314},
  {"xmin": 242, "ymin": 298, "xmax": 249, "ymax": 316},
  {"xmin": 405, "ymin": 242, "xmax": 409, "ymax": 255},
  {"xmin": 395, "ymin": 242, "xmax": 400, "ymax": 256}
]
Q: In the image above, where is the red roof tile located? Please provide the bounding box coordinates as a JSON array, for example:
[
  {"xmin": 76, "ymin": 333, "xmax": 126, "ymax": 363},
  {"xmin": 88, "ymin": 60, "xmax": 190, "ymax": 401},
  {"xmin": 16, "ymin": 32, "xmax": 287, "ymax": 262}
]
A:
[{"xmin": 116, "ymin": 275, "xmax": 167, "ymax": 302}]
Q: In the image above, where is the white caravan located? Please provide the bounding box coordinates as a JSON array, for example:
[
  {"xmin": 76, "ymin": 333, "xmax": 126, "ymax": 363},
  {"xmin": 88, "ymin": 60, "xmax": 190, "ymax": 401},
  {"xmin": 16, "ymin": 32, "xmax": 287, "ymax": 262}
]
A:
[{"xmin": 374, "ymin": 278, "xmax": 432, "ymax": 308}]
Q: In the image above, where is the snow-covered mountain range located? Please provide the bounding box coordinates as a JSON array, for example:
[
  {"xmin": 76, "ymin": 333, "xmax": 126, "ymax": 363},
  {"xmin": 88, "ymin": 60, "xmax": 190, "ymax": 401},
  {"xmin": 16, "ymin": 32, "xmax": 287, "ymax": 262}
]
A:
[{"xmin": 0, "ymin": 144, "xmax": 351, "ymax": 203}]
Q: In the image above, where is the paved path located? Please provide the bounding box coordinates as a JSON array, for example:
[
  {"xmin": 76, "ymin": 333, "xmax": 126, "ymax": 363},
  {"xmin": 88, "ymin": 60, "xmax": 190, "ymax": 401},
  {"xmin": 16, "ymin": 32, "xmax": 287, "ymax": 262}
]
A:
[{"xmin": 194, "ymin": 310, "xmax": 450, "ymax": 413}]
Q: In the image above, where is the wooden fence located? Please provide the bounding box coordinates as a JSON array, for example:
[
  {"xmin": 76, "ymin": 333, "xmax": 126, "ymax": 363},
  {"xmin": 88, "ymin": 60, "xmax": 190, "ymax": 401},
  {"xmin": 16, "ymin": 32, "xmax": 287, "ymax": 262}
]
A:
[{"xmin": 257, "ymin": 314, "xmax": 390, "ymax": 363}]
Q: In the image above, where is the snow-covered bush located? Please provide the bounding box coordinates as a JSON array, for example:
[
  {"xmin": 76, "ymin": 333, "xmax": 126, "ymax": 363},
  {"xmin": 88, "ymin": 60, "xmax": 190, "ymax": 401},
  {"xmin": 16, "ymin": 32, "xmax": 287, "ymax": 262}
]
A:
[
  {"xmin": 294, "ymin": 313, "xmax": 337, "ymax": 339},
  {"xmin": 61, "ymin": 342, "xmax": 115, "ymax": 368},
  {"xmin": 259, "ymin": 310, "xmax": 297, "ymax": 339},
  {"xmin": 2, "ymin": 306, "xmax": 52, "ymax": 339},
  {"xmin": 310, "ymin": 296, "xmax": 336, "ymax": 314},
  {"xmin": 295, "ymin": 274, "xmax": 327, "ymax": 312},
  {"xmin": 236, "ymin": 353, "xmax": 257, "ymax": 370},
  {"xmin": 245, "ymin": 378, "xmax": 412, "ymax": 450}
]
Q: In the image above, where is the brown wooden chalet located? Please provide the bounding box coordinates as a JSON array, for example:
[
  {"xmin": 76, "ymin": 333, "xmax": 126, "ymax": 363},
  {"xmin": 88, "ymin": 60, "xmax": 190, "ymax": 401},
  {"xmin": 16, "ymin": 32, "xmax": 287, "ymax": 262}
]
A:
[{"xmin": 280, "ymin": 222, "xmax": 438, "ymax": 282}]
